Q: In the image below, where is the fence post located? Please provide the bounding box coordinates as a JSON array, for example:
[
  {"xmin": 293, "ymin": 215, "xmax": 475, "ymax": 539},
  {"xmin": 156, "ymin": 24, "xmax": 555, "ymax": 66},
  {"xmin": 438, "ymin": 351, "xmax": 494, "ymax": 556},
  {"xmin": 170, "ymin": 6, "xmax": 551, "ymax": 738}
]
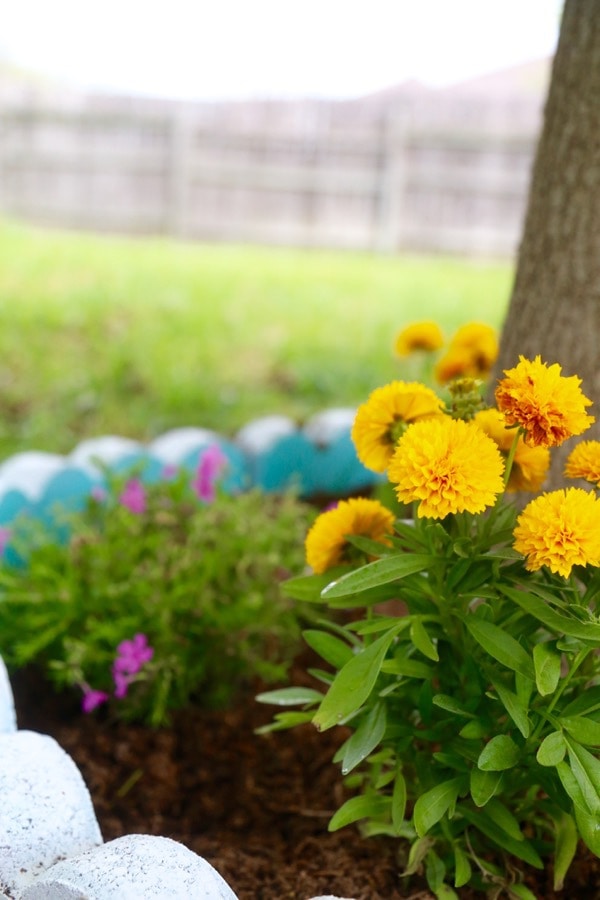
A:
[
  {"xmin": 165, "ymin": 106, "xmax": 193, "ymax": 238},
  {"xmin": 374, "ymin": 110, "xmax": 407, "ymax": 253}
]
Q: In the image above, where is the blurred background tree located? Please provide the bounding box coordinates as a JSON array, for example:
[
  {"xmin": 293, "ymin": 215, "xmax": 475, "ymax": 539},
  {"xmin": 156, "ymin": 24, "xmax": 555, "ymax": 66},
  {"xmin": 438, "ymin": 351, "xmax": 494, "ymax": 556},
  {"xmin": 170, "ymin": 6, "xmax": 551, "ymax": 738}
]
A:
[{"xmin": 493, "ymin": 0, "xmax": 600, "ymax": 487}]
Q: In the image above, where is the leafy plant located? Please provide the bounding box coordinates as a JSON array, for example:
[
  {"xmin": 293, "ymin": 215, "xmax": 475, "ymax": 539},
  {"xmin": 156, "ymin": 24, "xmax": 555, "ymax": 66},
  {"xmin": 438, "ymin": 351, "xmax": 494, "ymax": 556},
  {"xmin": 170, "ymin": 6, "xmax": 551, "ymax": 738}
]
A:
[
  {"xmin": 259, "ymin": 358, "xmax": 600, "ymax": 898},
  {"xmin": 0, "ymin": 450, "xmax": 315, "ymax": 725}
]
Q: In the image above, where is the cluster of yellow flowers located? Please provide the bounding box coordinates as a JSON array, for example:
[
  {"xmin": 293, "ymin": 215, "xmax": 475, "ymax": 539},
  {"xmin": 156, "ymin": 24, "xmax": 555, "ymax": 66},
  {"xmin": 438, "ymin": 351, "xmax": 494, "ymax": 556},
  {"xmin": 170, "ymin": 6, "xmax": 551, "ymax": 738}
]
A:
[
  {"xmin": 305, "ymin": 354, "xmax": 600, "ymax": 581},
  {"xmin": 394, "ymin": 320, "xmax": 499, "ymax": 385}
]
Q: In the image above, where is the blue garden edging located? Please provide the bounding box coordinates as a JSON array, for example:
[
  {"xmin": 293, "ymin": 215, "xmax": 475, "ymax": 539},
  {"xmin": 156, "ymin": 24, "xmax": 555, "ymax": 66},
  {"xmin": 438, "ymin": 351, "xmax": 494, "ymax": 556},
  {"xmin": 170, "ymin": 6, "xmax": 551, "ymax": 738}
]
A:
[{"xmin": 0, "ymin": 408, "xmax": 382, "ymax": 531}]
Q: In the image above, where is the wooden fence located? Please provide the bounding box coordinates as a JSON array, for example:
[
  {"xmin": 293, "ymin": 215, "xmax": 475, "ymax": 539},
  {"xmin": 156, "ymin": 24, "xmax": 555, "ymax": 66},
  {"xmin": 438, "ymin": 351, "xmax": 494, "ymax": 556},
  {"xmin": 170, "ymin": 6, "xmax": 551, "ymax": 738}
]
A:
[{"xmin": 0, "ymin": 94, "xmax": 543, "ymax": 257}]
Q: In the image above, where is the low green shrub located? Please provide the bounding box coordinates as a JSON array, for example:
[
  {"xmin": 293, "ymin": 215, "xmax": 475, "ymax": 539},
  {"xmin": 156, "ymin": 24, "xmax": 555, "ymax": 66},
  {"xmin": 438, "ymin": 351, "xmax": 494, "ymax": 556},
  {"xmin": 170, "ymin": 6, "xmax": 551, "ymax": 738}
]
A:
[{"xmin": 0, "ymin": 452, "xmax": 315, "ymax": 726}]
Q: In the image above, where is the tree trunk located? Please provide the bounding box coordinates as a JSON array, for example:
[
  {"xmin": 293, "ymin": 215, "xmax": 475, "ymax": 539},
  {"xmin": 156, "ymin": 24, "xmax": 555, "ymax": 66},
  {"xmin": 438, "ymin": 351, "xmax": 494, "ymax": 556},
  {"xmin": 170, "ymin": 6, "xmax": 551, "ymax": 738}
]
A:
[{"xmin": 492, "ymin": 0, "xmax": 600, "ymax": 489}]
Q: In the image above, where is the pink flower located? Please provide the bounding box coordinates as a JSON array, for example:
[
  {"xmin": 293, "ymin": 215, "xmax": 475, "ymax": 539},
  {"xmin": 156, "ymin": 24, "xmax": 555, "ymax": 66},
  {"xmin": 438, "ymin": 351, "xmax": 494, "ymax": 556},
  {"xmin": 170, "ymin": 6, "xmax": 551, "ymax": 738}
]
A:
[
  {"xmin": 90, "ymin": 486, "xmax": 107, "ymax": 502},
  {"xmin": 192, "ymin": 445, "xmax": 228, "ymax": 503},
  {"xmin": 82, "ymin": 686, "xmax": 109, "ymax": 714},
  {"xmin": 119, "ymin": 478, "xmax": 146, "ymax": 515},
  {"xmin": 112, "ymin": 633, "xmax": 154, "ymax": 699},
  {"xmin": 161, "ymin": 464, "xmax": 179, "ymax": 480},
  {"xmin": 0, "ymin": 527, "xmax": 11, "ymax": 556}
]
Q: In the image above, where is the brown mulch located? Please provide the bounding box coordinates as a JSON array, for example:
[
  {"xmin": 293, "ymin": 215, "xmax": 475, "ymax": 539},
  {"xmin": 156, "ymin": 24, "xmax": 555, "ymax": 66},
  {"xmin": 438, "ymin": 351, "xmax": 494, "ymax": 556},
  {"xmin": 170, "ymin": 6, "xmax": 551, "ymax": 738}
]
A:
[{"xmin": 9, "ymin": 664, "xmax": 600, "ymax": 900}]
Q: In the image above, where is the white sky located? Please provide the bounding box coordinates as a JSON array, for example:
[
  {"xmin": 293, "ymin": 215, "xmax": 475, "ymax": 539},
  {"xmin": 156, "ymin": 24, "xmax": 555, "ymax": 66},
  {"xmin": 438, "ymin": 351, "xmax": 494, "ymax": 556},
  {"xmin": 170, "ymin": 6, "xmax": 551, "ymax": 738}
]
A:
[{"xmin": 0, "ymin": 1, "xmax": 564, "ymax": 101}]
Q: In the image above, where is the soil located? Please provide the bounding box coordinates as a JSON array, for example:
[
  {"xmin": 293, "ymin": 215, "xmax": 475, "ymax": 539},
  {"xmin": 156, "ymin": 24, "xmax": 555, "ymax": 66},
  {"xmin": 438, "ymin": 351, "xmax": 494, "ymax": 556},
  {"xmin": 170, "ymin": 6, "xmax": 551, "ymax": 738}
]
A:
[{"xmin": 10, "ymin": 663, "xmax": 600, "ymax": 900}]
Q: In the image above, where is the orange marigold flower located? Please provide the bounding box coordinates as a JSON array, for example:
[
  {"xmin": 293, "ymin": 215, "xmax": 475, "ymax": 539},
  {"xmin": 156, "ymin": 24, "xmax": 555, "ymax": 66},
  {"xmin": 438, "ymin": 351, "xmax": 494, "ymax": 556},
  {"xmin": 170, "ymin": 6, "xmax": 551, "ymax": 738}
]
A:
[
  {"xmin": 395, "ymin": 321, "xmax": 444, "ymax": 356},
  {"xmin": 564, "ymin": 441, "xmax": 600, "ymax": 487},
  {"xmin": 475, "ymin": 408, "xmax": 550, "ymax": 492},
  {"xmin": 435, "ymin": 322, "xmax": 498, "ymax": 385},
  {"xmin": 495, "ymin": 355, "xmax": 594, "ymax": 448},
  {"xmin": 434, "ymin": 347, "xmax": 476, "ymax": 385},
  {"xmin": 305, "ymin": 497, "xmax": 395, "ymax": 574},
  {"xmin": 351, "ymin": 381, "xmax": 445, "ymax": 473},
  {"xmin": 388, "ymin": 416, "xmax": 505, "ymax": 518},
  {"xmin": 513, "ymin": 488, "xmax": 600, "ymax": 577}
]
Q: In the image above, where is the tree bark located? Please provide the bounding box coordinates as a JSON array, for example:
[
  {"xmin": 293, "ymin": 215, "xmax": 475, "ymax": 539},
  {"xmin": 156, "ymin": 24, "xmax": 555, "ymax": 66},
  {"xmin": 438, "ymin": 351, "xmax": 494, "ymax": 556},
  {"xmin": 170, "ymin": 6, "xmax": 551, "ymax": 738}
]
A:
[{"xmin": 491, "ymin": 0, "xmax": 600, "ymax": 488}]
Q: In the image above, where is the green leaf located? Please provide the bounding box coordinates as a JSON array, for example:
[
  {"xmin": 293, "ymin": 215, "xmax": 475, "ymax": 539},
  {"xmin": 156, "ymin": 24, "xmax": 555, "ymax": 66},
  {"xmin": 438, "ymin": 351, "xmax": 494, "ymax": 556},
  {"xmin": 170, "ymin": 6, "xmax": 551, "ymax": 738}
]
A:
[
  {"xmin": 413, "ymin": 778, "xmax": 462, "ymax": 838},
  {"xmin": 466, "ymin": 618, "xmax": 534, "ymax": 681},
  {"xmin": 403, "ymin": 836, "xmax": 436, "ymax": 876},
  {"xmin": 461, "ymin": 808, "xmax": 543, "ymax": 869},
  {"xmin": 552, "ymin": 811, "xmax": 578, "ymax": 890},
  {"xmin": 321, "ymin": 553, "xmax": 434, "ymax": 599},
  {"xmin": 391, "ymin": 770, "xmax": 407, "ymax": 830},
  {"xmin": 255, "ymin": 686, "xmax": 324, "ymax": 706},
  {"xmin": 508, "ymin": 886, "xmax": 538, "ymax": 900},
  {"xmin": 411, "ymin": 617, "xmax": 439, "ymax": 661},
  {"xmin": 282, "ymin": 567, "xmax": 349, "ymax": 601},
  {"xmin": 477, "ymin": 734, "xmax": 520, "ymax": 771},
  {"xmin": 341, "ymin": 702, "xmax": 387, "ymax": 774},
  {"xmin": 302, "ymin": 629, "xmax": 354, "ymax": 669},
  {"xmin": 454, "ymin": 845, "xmax": 472, "ymax": 888},
  {"xmin": 533, "ymin": 642, "xmax": 561, "ymax": 696},
  {"xmin": 328, "ymin": 794, "xmax": 390, "ymax": 831},
  {"xmin": 312, "ymin": 625, "xmax": 402, "ymax": 731},
  {"xmin": 470, "ymin": 768, "xmax": 503, "ymax": 807},
  {"xmin": 425, "ymin": 848, "xmax": 445, "ymax": 892},
  {"xmin": 381, "ymin": 657, "xmax": 433, "ymax": 679},
  {"xmin": 432, "ymin": 694, "xmax": 475, "ymax": 718},
  {"xmin": 500, "ymin": 584, "xmax": 600, "ymax": 643},
  {"xmin": 562, "ymin": 685, "xmax": 600, "ymax": 718},
  {"xmin": 489, "ymin": 676, "xmax": 530, "ymax": 738},
  {"xmin": 566, "ymin": 737, "xmax": 600, "ymax": 815},
  {"xmin": 254, "ymin": 711, "xmax": 315, "ymax": 733},
  {"xmin": 574, "ymin": 803, "xmax": 600, "ymax": 856},
  {"xmin": 459, "ymin": 719, "xmax": 487, "ymax": 740},
  {"xmin": 536, "ymin": 731, "xmax": 567, "ymax": 767},
  {"xmin": 344, "ymin": 534, "xmax": 396, "ymax": 557},
  {"xmin": 561, "ymin": 715, "xmax": 600, "ymax": 747},
  {"xmin": 484, "ymin": 798, "xmax": 525, "ymax": 842},
  {"xmin": 556, "ymin": 760, "xmax": 588, "ymax": 812}
]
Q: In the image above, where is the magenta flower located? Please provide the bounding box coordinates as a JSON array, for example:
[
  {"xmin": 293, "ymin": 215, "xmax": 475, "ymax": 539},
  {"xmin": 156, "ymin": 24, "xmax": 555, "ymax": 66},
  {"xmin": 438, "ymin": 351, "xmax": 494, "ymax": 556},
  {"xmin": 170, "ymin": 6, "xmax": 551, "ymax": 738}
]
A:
[
  {"xmin": 161, "ymin": 464, "xmax": 179, "ymax": 480},
  {"xmin": 192, "ymin": 445, "xmax": 228, "ymax": 503},
  {"xmin": 119, "ymin": 478, "xmax": 146, "ymax": 515},
  {"xmin": 81, "ymin": 686, "xmax": 109, "ymax": 714},
  {"xmin": 0, "ymin": 527, "xmax": 11, "ymax": 556},
  {"xmin": 90, "ymin": 485, "xmax": 107, "ymax": 503},
  {"xmin": 112, "ymin": 633, "xmax": 154, "ymax": 699}
]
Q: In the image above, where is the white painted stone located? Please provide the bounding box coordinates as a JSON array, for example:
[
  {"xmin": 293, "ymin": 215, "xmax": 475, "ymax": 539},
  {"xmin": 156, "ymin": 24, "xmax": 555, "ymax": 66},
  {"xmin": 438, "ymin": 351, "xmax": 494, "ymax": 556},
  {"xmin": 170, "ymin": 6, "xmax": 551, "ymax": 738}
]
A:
[
  {"xmin": 0, "ymin": 730, "xmax": 102, "ymax": 895},
  {"xmin": 21, "ymin": 834, "xmax": 238, "ymax": 899},
  {"xmin": 0, "ymin": 654, "xmax": 16, "ymax": 733},
  {"xmin": 235, "ymin": 415, "xmax": 296, "ymax": 454},
  {"xmin": 0, "ymin": 452, "xmax": 66, "ymax": 500},
  {"xmin": 303, "ymin": 408, "xmax": 357, "ymax": 447},
  {"xmin": 148, "ymin": 427, "xmax": 222, "ymax": 464},
  {"xmin": 68, "ymin": 437, "xmax": 144, "ymax": 474}
]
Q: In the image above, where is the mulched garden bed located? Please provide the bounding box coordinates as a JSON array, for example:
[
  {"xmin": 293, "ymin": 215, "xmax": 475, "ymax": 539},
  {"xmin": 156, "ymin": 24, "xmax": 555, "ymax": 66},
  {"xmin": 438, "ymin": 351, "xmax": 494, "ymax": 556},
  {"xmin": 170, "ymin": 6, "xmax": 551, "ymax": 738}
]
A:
[{"xmin": 10, "ymin": 663, "xmax": 600, "ymax": 900}]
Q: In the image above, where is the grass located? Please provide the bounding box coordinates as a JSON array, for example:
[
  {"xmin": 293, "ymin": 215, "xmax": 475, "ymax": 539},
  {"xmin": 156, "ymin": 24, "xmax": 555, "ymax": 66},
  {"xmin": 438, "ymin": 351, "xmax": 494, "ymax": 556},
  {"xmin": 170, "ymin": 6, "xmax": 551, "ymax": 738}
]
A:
[{"xmin": 0, "ymin": 218, "xmax": 513, "ymax": 460}]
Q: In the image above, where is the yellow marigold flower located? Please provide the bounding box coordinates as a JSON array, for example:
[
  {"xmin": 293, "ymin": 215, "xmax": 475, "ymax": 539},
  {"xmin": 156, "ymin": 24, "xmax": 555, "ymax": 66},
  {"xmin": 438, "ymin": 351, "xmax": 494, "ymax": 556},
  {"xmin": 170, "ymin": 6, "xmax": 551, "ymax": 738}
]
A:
[
  {"xmin": 305, "ymin": 498, "xmax": 395, "ymax": 574},
  {"xmin": 513, "ymin": 488, "xmax": 600, "ymax": 577},
  {"xmin": 395, "ymin": 321, "xmax": 444, "ymax": 357},
  {"xmin": 564, "ymin": 441, "xmax": 600, "ymax": 487},
  {"xmin": 475, "ymin": 408, "xmax": 550, "ymax": 492},
  {"xmin": 435, "ymin": 322, "xmax": 498, "ymax": 385},
  {"xmin": 495, "ymin": 355, "xmax": 594, "ymax": 448},
  {"xmin": 388, "ymin": 417, "xmax": 505, "ymax": 518},
  {"xmin": 351, "ymin": 381, "xmax": 445, "ymax": 474}
]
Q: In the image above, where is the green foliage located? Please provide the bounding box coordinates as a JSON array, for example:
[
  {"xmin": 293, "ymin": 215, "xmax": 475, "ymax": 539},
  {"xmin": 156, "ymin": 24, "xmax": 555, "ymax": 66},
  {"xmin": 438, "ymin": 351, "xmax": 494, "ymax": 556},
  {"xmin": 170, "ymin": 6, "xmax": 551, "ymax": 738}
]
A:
[
  {"xmin": 0, "ymin": 471, "xmax": 315, "ymax": 725},
  {"xmin": 259, "ymin": 500, "xmax": 600, "ymax": 895}
]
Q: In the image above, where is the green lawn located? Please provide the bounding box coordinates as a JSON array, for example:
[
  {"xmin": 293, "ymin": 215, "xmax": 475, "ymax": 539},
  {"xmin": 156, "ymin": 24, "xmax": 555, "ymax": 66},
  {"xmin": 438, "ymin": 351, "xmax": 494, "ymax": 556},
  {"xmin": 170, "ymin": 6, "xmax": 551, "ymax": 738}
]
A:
[{"xmin": 0, "ymin": 218, "xmax": 513, "ymax": 459}]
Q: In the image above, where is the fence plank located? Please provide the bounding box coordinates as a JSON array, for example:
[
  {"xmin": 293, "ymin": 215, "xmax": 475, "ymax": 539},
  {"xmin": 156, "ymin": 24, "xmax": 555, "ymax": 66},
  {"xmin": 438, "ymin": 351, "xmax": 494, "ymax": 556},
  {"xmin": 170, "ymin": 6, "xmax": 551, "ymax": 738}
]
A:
[{"xmin": 0, "ymin": 95, "xmax": 542, "ymax": 256}]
